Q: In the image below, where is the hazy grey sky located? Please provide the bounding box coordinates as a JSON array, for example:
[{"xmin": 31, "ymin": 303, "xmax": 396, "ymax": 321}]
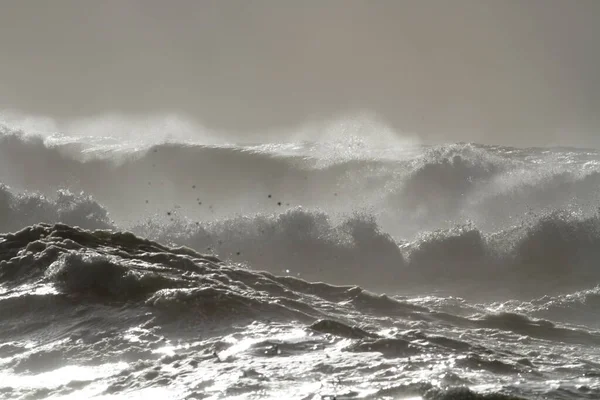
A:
[{"xmin": 0, "ymin": 0, "xmax": 598, "ymax": 147}]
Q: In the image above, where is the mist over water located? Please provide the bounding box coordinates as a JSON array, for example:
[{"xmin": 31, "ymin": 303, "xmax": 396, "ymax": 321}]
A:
[{"xmin": 2, "ymin": 1, "xmax": 600, "ymax": 147}]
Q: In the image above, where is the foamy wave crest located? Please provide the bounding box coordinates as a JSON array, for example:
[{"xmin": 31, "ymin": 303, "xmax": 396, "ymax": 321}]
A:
[
  {"xmin": 511, "ymin": 287, "xmax": 600, "ymax": 329},
  {"xmin": 3, "ymin": 179, "xmax": 600, "ymax": 299},
  {"xmin": 0, "ymin": 125, "xmax": 390, "ymax": 223},
  {"xmin": 130, "ymin": 207, "xmax": 600, "ymax": 299},
  {"xmin": 404, "ymin": 210, "xmax": 600, "ymax": 298},
  {"xmin": 379, "ymin": 142, "xmax": 600, "ymax": 235},
  {"xmin": 3, "ymin": 124, "xmax": 600, "ymax": 238},
  {"xmin": 0, "ymin": 184, "xmax": 113, "ymax": 233},
  {"xmin": 134, "ymin": 208, "xmax": 407, "ymax": 292}
]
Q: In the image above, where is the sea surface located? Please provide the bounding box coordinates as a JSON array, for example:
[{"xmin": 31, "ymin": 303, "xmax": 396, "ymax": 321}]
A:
[{"xmin": 1, "ymin": 120, "xmax": 600, "ymax": 399}]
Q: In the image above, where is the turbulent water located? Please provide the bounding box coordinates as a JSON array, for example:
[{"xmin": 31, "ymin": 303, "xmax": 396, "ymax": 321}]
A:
[{"xmin": 1, "ymin": 121, "xmax": 600, "ymax": 399}]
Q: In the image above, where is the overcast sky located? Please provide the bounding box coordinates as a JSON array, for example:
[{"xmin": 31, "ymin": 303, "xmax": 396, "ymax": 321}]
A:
[{"xmin": 0, "ymin": 0, "xmax": 598, "ymax": 147}]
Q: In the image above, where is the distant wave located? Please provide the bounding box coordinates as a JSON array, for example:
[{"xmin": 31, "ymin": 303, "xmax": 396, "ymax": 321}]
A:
[
  {"xmin": 3, "ymin": 125, "xmax": 600, "ymax": 237},
  {"xmin": 0, "ymin": 126, "xmax": 390, "ymax": 223},
  {"xmin": 379, "ymin": 142, "xmax": 600, "ymax": 235}
]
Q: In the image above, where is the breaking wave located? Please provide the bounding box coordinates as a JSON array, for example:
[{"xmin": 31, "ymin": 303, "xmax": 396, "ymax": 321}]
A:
[
  {"xmin": 3, "ymin": 124, "xmax": 600, "ymax": 234},
  {"xmin": 3, "ymin": 180, "xmax": 600, "ymax": 299},
  {"xmin": 2, "ymin": 119, "xmax": 600, "ymax": 399}
]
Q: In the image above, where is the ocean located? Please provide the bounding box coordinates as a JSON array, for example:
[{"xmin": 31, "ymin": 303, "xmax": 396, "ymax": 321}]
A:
[{"xmin": 1, "ymin": 120, "xmax": 600, "ymax": 399}]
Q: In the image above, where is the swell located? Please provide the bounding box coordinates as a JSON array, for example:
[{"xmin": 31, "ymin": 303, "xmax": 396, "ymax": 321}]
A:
[
  {"xmin": 3, "ymin": 223, "xmax": 600, "ymax": 400},
  {"xmin": 0, "ymin": 223, "xmax": 427, "ymax": 345},
  {"xmin": 0, "ymin": 223, "xmax": 311, "ymax": 324},
  {"xmin": 3, "ymin": 223, "xmax": 599, "ymax": 345},
  {"xmin": 512, "ymin": 287, "xmax": 600, "ymax": 329}
]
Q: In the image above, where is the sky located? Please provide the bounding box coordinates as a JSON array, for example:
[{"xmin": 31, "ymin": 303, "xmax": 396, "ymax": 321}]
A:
[{"xmin": 0, "ymin": 0, "xmax": 598, "ymax": 147}]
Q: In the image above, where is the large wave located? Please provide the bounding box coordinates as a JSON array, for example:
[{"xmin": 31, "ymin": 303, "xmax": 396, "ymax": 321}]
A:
[
  {"xmin": 3, "ymin": 181, "xmax": 600, "ymax": 299},
  {"xmin": 3, "ymin": 124, "xmax": 599, "ymax": 237},
  {"xmin": 0, "ymin": 125, "xmax": 391, "ymax": 224},
  {"xmin": 2, "ymin": 122, "xmax": 600, "ymax": 299}
]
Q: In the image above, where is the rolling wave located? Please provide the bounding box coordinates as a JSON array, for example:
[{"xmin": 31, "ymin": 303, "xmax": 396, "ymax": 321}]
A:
[
  {"xmin": 3, "ymin": 124, "xmax": 600, "ymax": 240},
  {"xmin": 3, "ymin": 180, "xmax": 600, "ymax": 299}
]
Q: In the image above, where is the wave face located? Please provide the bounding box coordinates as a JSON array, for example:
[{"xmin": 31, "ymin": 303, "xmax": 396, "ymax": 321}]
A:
[{"xmin": 1, "ymin": 120, "xmax": 600, "ymax": 399}]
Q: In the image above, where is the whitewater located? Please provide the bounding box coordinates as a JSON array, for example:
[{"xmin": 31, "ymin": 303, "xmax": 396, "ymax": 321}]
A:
[{"xmin": 1, "ymin": 118, "xmax": 600, "ymax": 400}]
